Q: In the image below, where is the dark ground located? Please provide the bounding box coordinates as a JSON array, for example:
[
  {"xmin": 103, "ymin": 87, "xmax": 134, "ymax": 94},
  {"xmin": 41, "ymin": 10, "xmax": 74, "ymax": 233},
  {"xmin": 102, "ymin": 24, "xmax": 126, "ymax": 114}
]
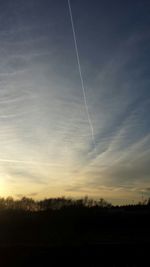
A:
[
  {"xmin": 0, "ymin": 244, "xmax": 149, "ymax": 267},
  {"xmin": 0, "ymin": 205, "xmax": 149, "ymax": 266}
]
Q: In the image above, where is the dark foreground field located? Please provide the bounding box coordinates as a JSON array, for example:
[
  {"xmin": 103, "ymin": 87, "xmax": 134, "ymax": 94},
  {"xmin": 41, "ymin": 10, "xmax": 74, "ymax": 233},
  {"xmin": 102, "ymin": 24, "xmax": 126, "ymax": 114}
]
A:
[
  {"xmin": 0, "ymin": 244, "xmax": 149, "ymax": 267},
  {"xmin": 0, "ymin": 203, "xmax": 150, "ymax": 266}
]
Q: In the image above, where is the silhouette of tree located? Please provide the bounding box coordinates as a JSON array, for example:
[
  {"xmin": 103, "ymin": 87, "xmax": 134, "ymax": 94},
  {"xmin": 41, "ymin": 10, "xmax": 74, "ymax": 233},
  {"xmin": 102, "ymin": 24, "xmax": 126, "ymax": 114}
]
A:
[
  {"xmin": 5, "ymin": 197, "xmax": 15, "ymax": 209},
  {"xmin": 96, "ymin": 198, "xmax": 112, "ymax": 208},
  {"xmin": 15, "ymin": 197, "xmax": 36, "ymax": 211},
  {"xmin": 0, "ymin": 197, "xmax": 5, "ymax": 209}
]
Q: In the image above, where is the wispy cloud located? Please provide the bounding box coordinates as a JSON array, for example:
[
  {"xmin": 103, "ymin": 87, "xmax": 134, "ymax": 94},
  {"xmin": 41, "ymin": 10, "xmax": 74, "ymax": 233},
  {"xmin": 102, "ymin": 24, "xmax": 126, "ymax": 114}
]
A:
[{"xmin": 0, "ymin": 0, "xmax": 149, "ymax": 203}]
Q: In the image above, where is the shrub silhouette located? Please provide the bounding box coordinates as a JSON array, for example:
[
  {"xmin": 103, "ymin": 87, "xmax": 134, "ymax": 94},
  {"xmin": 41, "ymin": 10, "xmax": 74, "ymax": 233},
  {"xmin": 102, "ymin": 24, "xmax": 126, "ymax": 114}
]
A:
[
  {"xmin": 0, "ymin": 196, "xmax": 113, "ymax": 211},
  {"xmin": 0, "ymin": 195, "xmax": 150, "ymax": 248},
  {"xmin": 0, "ymin": 195, "xmax": 149, "ymax": 211}
]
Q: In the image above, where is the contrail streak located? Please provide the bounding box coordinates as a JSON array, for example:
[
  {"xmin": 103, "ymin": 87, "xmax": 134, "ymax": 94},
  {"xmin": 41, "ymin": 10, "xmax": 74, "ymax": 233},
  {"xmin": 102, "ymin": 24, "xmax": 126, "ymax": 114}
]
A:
[{"xmin": 67, "ymin": 0, "xmax": 96, "ymax": 151}]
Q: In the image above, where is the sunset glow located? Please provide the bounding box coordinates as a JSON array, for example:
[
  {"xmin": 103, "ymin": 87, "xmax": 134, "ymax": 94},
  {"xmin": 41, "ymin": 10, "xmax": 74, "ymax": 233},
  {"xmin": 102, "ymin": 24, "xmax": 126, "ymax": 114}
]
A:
[{"xmin": 0, "ymin": 0, "xmax": 150, "ymax": 204}]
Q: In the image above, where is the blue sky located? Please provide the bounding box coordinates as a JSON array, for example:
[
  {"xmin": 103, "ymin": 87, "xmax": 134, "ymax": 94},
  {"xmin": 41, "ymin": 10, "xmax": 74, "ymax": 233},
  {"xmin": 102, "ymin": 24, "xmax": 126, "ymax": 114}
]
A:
[{"xmin": 0, "ymin": 0, "xmax": 150, "ymax": 204}]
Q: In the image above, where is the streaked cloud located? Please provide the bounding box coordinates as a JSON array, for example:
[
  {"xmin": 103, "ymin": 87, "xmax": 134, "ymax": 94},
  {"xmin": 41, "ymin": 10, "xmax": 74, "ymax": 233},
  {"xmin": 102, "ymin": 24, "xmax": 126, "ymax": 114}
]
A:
[{"xmin": 0, "ymin": 0, "xmax": 149, "ymax": 204}]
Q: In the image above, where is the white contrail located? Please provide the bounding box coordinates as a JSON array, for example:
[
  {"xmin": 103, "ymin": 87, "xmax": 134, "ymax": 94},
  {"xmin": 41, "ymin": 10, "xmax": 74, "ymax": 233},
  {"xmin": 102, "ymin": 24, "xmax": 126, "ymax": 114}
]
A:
[{"xmin": 67, "ymin": 0, "xmax": 96, "ymax": 151}]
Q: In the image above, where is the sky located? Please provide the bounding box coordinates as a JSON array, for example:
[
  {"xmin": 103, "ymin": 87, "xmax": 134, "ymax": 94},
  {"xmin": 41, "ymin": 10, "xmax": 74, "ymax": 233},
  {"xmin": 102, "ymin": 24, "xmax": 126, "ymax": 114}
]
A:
[{"xmin": 0, "ymin": 0, "xmax": 150, "ymax": 204}]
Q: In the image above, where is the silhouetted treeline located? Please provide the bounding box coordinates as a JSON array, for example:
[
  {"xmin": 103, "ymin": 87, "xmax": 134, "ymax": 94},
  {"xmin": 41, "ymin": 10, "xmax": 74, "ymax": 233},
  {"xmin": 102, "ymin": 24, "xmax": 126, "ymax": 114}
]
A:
[
  {"xmin": 0, "ymin": 196, "xmax": 112, "ymax": 211},
  {"xmin": 0, "ymin": 195, "xmax": 150, "ymax": 267},
  {"xmin": 0, "ymin": 196, "xmax": 150, "ymax": 247},
  {"xmin": 0, "ymin": 196, "xmax": 150, "ymax": 211}
]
